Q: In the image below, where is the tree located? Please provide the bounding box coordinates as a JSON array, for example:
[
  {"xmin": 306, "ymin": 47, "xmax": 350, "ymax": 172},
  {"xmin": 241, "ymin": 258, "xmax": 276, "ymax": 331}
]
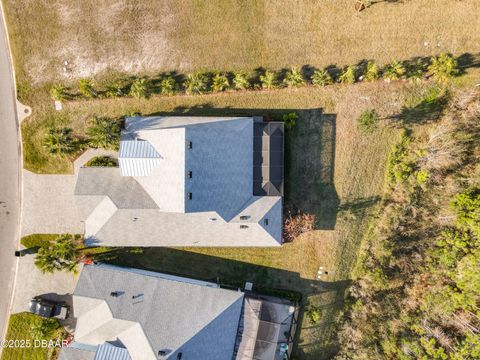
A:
[
  {"xmin": 34, "ymin": 234, "xmax": 78, "ymax": 274},
  {"xmin": 160, "ymin": 76, "xmax": 176, "ymax": 95},
  {"xmin": 364, "ymin": 61, "xmax": 379, "ymax": 81},
  {"xmin": 428, "ymin": 53, "xmax": 459, "ymax": 83},
  {"xmin": 383, "ymin": 61, "xmax": 406, "ymax": 81},
  {"xmin": 184, "ymin": 72, "xmax": 208, "ymax": 94},
  {"xmin": 212, "ymin": 73, "xmax": 230, "ymax": 92},
  {"xmin": 357, "ymin": 109, "xmax": 379, "ymax": 134},
  {"xmin": 283, "ymin": 67, "xmax": 305, "ymax": 88},
  {"xmin": 339, "ymin": 65, "xmax": 356, "ymax": 84},
  {"xmin": 259, "ymin": 70, "xmax": 277, "ymax": 89},
  {"xmin": 233, "ymin": 72, "xmax": 250, "ymax": 90},
  {"xmin": 43, "ymin": 128, "xmax": 76, "ymax": 155},
  {"xmin": 129, "ymin": 78, "xmax": 151, "ymax": 99},
  {"xmin": 50, "ymin": 84, "xmax": 68, "ymax": 101},
  {"xmin": 78, "ymin": 79, "xmax": 96, "ymax": 98},
  {"xmin": 86, "ymin": 117, "xmax": 121, "ymax": 150},
  {"xmin": 311, "ymin": 69, "xmax": 333, "ymax": 86}
]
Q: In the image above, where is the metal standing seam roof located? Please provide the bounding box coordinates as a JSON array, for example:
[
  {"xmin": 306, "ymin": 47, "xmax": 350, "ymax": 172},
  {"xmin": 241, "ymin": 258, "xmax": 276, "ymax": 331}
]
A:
[
  {"xmin": 93, "ymin": 343, "xmax": 131, "ymax": 360},
  {"xmin": 119, "ymin": 139, "xmax": 162, "ymax": 177}
]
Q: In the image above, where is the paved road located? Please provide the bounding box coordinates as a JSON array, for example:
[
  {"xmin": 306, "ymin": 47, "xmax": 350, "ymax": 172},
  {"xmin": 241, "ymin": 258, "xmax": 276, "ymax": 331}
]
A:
[{"xmin": 0, "ymin": 6, "xmax": 21, "ymax": 342}]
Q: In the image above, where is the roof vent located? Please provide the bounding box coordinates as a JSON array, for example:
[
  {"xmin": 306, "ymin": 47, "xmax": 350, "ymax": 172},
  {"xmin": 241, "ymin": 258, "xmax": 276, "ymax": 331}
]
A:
[
  {"xmin": 187, "ymin": 192, "xmax": 193, "ymax": 200},
  {"xmin": 240, "ymin": 225, "xmax": 249, "ymax": 229},
  {"xmin": 264, "ymin": 218, "xmax": 269, "ymax": 226},
  {"xmin": 110, "ymin": 291, "xmax": 121, "ymax": 297},
  {"xmin": 240, "ymin": 215, "xmax": 250, "ymax": 220},
  {"xmin": 187, "ymin": 141, "xmax": 193, "ymax": 149},
  {"xmin": 187, "ymin": 171, "xmax": 193, "ymax": 178}
]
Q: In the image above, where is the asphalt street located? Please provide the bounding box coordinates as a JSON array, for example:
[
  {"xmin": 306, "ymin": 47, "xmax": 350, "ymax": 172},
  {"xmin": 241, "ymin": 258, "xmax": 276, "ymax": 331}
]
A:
[{"xmin": 0, "ymin": 6, "xmax": 21, "ymax": 343}]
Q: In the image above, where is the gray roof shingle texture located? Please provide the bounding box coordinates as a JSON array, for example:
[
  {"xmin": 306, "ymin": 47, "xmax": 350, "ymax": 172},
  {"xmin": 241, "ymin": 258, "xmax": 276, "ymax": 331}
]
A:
[{"xmin": 74, "ymin": 265, "xmax": 244, "ymax": 360}]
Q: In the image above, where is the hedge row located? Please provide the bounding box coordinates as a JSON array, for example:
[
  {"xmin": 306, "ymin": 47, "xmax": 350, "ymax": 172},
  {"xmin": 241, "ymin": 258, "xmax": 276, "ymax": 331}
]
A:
[{"xmin": 50, "ymin": 53, "xmax": 460, "ymax": 101}]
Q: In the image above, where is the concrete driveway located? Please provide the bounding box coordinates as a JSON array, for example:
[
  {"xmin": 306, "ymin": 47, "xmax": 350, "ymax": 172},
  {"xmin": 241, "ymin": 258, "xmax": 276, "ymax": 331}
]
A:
[{"xmin": 11, "ymin": 255, "xmax": 80, "ymax": 331}]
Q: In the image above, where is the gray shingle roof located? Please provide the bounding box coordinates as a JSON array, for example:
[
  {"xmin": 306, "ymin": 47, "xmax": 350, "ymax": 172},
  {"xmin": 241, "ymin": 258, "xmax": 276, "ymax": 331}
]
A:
[
  {"xmin": 74, "ymin": 168, "xmax": 158, "ymax": 209},
  {"xmin": 73, "ymin": 265, "xmax": 244, "ymax": 360},
  {"xmin": 76, "ymin": 116, "xmax": 284, "ymax": 247}
]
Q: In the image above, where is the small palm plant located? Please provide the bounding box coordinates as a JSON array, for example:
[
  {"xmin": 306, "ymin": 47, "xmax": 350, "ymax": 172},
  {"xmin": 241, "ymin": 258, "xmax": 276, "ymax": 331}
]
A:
[
  {"xmin": 129, "ymin": 78, "xmax": 151, "ymax": 99},
  {"xmin": 383, "ymin": 61, "xmax": 406, "ymax": 81},
  {"xmin": 339, "ymin": 65, "xmax": 356, "ymax": 84},
  {"xmin": 86, "ymin": 117, "xmax": 121, "ymax": 150},
  {"xmin": 184, "ymin": 72, "xmax": 208, "ymax": 94},
  {"xmin": 160, "ymin": 76, "xmax": 176, "ymax": 96},
  {"xmin": 428, "ymin": 53, "xmax": 459, "ymax": 83},
  {"xmin": 364, "ymin": 61, "xmax": 379, "ymax": 81},
  {"xmin": 105, "ymin": 81, "xmax": 124, "ymax": 98},
  {"xmin": 212, "ymin": 73, "xmax": 230, "ymax": 92},
  {"xmin": 50, "ymin": 84, "xmax": 69, "ymax": 101},
  {"xmin": 283, "ymin": 112, "xmax": 298, "ymax": 129},
  {"xmin": 78, "ymin": 79, "xmax": 96, "ymax": 98},
  {"xmin": 260, "ymin": 70, "xmax": 277, "ymax": 89},
  {"xmin": 233, "ymin": 72, "xmax": 250, "ymax": 90},
  {"xmin": 284, "ymin": 68, "xmax": 305, "ymax": 88},
  {"xmin": 43, "ymin": 127, "xmax": 76, "ymax": 155},
  {"xmin": 34, "ymin": 234, "xmax": 78, "ymax": 274},
  {"xmin": 311, "ymin": 69, "xmax": 333, "ymax": 86},
  {"xmin": 407, "ymin": 59, "xmax": 426, "ymax": 83}
]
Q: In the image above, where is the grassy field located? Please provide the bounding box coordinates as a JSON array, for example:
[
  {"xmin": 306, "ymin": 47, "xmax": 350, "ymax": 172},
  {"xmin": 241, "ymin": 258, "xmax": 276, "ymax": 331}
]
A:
[
  {"xmin": 1, "ymin": 313, "xmax": 65, "ymax": 360},
  {"xmin": 4, "ymin": 0, "xmax": 480, "ymax": 85}
]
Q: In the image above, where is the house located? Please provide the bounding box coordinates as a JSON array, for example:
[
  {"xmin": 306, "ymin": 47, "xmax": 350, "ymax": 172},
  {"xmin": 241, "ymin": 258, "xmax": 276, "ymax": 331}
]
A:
[
  {"xmin": 74, "ymin": 116, "xmax": 284, "ymax": 247},
  {"xmin": 58, "ymin": 264, "xmax": 298, "ymax": 360}
]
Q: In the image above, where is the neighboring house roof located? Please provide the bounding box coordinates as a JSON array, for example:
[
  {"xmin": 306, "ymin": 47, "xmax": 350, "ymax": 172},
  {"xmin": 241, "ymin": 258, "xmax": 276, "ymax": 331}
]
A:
[
  {"xmin": 75, "ymin": 116, "xmax": 284, "ymax": 247},
  {"xmin": 70, "ymin": 265, "xmax": 244, "ymax": 360}
]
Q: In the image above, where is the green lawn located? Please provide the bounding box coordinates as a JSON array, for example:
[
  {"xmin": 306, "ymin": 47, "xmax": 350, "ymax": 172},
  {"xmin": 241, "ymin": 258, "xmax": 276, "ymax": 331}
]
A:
[{"xmin": 1, "ymin": 313, "xmax": 66, "ymax": 360}]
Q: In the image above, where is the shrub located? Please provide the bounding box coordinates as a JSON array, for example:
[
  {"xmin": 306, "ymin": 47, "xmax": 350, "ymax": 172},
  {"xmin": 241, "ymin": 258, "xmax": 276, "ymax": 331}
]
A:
[
  {"xmin": 34, "ymin": 234, "xmax": 79, "ymax": 273},
  {"xmin": 311, "ymin": 69, "xmax": 333, "ymax": 86},
  {"xmin": 184, "ymin": 72, "xmax": 208, "ymax": 94},
  {"xmin": 233, "ymin": 72, "xmax": 250, "ymax": 90},
  {"xmin": 283, "ymin": 211, "xmax": 316, "ymax": 242},
  {"xmin": 283, "ymin": 112, "xmax": 298, "ymax": 129},
  {"xmin": 49, "ymin": 84, "xmax": 68, "ymax": 101},
  {"xmin": 306, "ymin": 305, "xmax": 322, "ymax": 324},
  {"xmin": 386, "ymin": 130, "xmax": 413, "ymax": 184},
  {"xmin": 160, "ymin": 76, "xmax": 176, "ymax": 95},
  {"xmin": 86, "ymin": 117, "xmax": 122, "ymax": 150},
  {"xmin": 357, "ymin": 109, "xmax": 379, "ymax": 134},
  {"xmin": 43, "ymin": 127, "xmax": 76, "ymax": 155},
  {"xmin": 212, "ymin": 73, "xmax": 230, "ymax": 92},
  {"xmin": 105, "ymin": 81, "xmax": 124, "ymax": 98},
  {"xmin": 78, "ymin": 79, "xmax": 96, "ymax": 98},
  {"xmin": 383, "ymin": 61, "xmax": 406, "ymax": 81},
  {"xmin": 283, "ymin": 67, "xmax": 305, "ymax": 88},
  {"xmin": 260, "ymin": 70, "xmax": 278, "ymax": 89},
  {"xmin": 407, "ymin": 59, "xmax": 426, "ymax": 83},
  {"xmin": 364, "ymin": 61, "xmax": 379, "ymax": 81},
  {"xmin": 129, "ymin": 78, "xmax": 151, "ymax": 99},
  {"xmin": 339, "ymin": 65, "xmax": 356, "ymax": 84},
  {"xmin": 416, "ymin": 169, "xmax": 430, "ymax": 184},
  {"xmin": 428, "ymin": 53, "xmax": 459, "ymax": 83},
  {"xmin": 85, "ymin": 156, "xmax": 117, "ymax": 167},
  {"xmin": 451, "ymin": 189, "xmax": 480, "ymax": 235}
]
